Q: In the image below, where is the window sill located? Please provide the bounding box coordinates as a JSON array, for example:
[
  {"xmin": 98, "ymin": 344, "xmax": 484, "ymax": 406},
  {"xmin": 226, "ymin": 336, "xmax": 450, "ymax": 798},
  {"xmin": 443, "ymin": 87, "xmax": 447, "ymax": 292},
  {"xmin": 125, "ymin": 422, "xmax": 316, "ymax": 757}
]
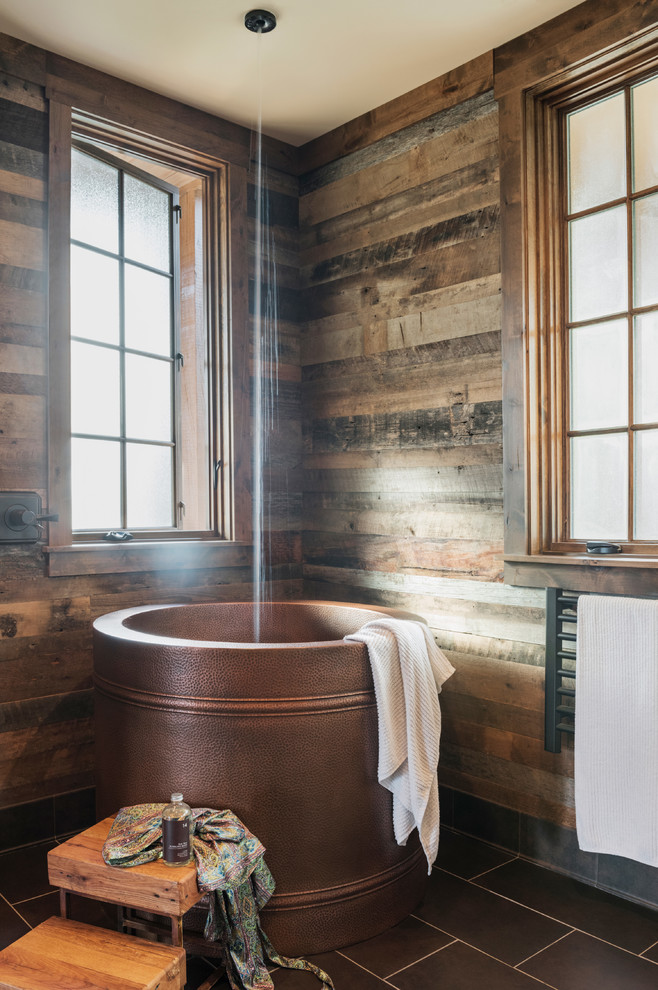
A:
[
  {"xmin": 504, "ymin": 553, "xmax": 658, "ymax": 595},
  {"xmin": 44, "ymin": 539, "xmax": 251, "ymax": 577}
]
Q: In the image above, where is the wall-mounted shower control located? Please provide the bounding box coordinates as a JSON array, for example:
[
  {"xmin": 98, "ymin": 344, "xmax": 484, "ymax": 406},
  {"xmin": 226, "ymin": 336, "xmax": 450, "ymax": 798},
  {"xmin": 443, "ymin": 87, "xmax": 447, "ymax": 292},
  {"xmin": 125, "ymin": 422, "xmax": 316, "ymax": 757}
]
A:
[{"xmin": 0, "ymin": 492, "xmax": 58, "ymax": 543}]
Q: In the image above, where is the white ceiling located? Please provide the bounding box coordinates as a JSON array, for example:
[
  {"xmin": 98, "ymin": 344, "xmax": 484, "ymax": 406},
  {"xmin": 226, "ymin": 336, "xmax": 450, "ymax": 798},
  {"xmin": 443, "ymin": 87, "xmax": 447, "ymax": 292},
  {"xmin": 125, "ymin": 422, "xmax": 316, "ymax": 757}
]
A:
[{"xmin": 0, "ymin": 0, "xmax": 583, "ymax": 145}]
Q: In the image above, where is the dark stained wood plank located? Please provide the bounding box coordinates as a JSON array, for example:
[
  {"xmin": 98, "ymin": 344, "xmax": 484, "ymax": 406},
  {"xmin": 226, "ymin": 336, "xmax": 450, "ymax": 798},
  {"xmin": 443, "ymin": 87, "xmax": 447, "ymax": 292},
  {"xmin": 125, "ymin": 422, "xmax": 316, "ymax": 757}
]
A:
[
  {"xmin": 0, "ymin": 70, "xmax": 46, "ymax": 111},
  {"xmin": 0, "ymin": 690, "xmax": 93, "ymax": 732},
  {"xmin": 307, "ymin": 401, "xmax": 501, "ymax": 453},
  {"xmin": 303, "ymin": 204, "xmax": 499, "ymax": 287},
  {"xmin": 0, "ymin": 138, "xmax": 46, "ymax": 180},
  {"xmin": 300, "ymin": 89, "xmax": 497, "ymax": 198},
  {"xmin": 301, "ymin": 230, "xmax": 501, "ymax": 324},
  {"xmin": 0, "ymin": 96, "xmax": 47, "ymax": 152},
  {"xmin": 0, "ymin": 189, "xmax": 46, "ymax": 227},
  {"xmin": 0, "ymin": 33, "xmax": 46, "ymax": 87},
  {"xmin": 0, "ymin": 718, "xmax": 94, "ymax": 810},
  {"xmin": 301, "ymin": 155, "xmax": 499, "ymax": 270},
  {"xmin": 301, "ymin": 107, "xmax": 498, "ymax": 227}
]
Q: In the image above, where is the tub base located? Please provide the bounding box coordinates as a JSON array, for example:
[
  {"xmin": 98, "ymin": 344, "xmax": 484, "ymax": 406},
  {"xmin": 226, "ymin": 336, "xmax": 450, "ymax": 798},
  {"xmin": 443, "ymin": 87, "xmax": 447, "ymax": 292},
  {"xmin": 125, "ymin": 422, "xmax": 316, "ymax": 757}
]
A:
[{"xmin": 93, "ymin": 601, "xmax": 430, "ymax": 955}]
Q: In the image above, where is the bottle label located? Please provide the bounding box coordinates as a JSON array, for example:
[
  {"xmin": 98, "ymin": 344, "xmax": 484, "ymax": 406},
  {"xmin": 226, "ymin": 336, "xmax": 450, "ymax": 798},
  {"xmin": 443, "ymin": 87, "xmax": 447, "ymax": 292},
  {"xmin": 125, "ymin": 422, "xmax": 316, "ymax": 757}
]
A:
[{"xmin": 162, "ymin": 818, "xmax": 190, "ymax": 864}]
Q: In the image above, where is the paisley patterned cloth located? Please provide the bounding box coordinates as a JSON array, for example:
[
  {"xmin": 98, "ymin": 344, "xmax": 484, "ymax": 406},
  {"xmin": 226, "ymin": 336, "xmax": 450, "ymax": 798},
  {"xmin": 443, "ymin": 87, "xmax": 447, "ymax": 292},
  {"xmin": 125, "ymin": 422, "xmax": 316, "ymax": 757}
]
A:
[{"xmin": 102, "ymin": 804, "xmax": 333, "ymax": 990}]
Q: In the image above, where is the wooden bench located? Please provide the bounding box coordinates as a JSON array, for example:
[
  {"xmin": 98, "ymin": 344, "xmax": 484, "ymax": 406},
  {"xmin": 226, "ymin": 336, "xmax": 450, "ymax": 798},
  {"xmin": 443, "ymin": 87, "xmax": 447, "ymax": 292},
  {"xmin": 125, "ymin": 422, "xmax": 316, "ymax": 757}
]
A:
[
  {"xmin": 0, "ymin": 915, "xmax": 185, "ymax": 990},
  {"xmin": 47, "ymin": 817, "xmax": 203, "ymax": 946}
]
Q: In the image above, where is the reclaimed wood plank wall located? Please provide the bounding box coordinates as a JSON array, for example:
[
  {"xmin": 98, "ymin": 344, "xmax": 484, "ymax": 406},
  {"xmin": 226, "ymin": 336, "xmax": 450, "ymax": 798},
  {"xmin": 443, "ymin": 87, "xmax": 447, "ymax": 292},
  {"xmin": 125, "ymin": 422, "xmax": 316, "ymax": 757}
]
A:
[
  {"xmin": 0, "ymin": 37, "xmax": 302, "ymax": 813},
  {"xmin": 298, "ymin": 55, "xmax": 575, "ymax": 828}
]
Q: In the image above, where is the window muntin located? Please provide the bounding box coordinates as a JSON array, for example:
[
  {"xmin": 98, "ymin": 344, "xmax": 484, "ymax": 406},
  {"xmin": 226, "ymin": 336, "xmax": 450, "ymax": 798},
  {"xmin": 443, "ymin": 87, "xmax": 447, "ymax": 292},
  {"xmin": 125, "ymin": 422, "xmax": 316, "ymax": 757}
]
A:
[{"xmin": 563, "ymin": 75, "xmax": 658, "ymax": 547}]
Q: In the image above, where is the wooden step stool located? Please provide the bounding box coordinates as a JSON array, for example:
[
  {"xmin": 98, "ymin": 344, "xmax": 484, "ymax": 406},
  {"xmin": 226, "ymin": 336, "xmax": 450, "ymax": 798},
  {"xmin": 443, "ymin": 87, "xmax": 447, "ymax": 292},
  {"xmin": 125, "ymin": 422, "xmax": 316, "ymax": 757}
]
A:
[
  {"xmin": 47, "ymin": 817, "xmax": 203, "ymax": 946},
  {"xmin": 0, "ymin": 915, "xmax": 185, "ymax": 989}
]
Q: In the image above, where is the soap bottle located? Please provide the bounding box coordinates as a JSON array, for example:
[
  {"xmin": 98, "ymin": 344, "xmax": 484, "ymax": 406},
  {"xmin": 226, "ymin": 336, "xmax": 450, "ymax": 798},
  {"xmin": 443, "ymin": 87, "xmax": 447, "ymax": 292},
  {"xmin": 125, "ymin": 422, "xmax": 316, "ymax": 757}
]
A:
[{"xmin": 162, "ymin": 793, "xmax": 193, "ymax": 866}]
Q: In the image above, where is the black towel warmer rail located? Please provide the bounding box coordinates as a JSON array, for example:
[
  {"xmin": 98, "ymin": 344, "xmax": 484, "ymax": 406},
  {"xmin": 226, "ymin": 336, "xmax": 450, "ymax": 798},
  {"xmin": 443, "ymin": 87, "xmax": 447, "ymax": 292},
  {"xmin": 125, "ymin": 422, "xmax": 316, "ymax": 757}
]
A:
[{"xmin": 544, "ymin": 587, "xmax": 579, "ymax": 753}]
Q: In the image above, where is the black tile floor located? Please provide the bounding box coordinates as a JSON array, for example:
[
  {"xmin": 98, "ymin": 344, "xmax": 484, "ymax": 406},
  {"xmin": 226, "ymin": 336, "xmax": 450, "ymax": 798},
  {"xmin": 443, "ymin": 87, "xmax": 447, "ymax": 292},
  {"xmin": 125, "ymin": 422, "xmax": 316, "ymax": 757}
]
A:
[{"xmin": 1, "ymin": 827, "xmax": 657, "ymax": 988}]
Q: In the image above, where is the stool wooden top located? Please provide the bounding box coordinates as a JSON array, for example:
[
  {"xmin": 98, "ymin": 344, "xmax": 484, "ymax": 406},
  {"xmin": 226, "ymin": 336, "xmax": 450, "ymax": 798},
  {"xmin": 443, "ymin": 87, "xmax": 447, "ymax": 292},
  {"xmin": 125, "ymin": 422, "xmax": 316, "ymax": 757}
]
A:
[
  {"xmin": 47, "ymin": 817, "xmax": 202, "ymax": 918},
  {"xmin": 0, "ymin": 915, "xmax": 186, "ymax": 990}
]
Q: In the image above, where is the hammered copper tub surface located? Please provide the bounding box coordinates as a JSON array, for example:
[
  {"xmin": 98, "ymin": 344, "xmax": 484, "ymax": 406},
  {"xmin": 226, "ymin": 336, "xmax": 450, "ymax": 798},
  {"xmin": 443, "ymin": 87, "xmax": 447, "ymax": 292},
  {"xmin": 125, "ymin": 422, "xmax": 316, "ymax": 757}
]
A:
[{"xmin": 93, "ymin": 601, "xmax": 429, "ymax": 955}]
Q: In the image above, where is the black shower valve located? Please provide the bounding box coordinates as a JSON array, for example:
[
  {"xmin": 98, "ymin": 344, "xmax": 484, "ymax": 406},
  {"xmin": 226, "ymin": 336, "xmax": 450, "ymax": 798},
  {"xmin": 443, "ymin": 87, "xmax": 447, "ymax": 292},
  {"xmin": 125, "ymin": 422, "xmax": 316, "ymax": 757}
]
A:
[{"xmin": 0, "ymin": 492, "xmax": 58, "ymax": 542}]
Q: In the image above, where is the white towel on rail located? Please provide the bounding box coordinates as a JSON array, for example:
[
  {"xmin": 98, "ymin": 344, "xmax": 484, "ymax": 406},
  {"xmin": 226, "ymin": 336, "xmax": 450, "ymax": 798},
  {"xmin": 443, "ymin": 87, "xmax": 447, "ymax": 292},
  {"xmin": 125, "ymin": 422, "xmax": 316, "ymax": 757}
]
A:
[
  {"xmin": 575, "ymin": 594, "xmax": 658, "ymax": 867},
  {"xmin": 345, "ymin": 617, "xmax": 455, "ymax": 873}
]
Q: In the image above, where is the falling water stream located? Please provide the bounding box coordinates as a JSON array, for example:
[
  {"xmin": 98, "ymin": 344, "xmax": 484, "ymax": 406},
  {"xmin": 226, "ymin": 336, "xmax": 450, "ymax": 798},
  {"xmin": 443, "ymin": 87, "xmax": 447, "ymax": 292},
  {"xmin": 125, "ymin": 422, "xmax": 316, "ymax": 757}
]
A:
[{"xmin": 251, "ymin": 19, "xmax": 280, "ymax": 642}]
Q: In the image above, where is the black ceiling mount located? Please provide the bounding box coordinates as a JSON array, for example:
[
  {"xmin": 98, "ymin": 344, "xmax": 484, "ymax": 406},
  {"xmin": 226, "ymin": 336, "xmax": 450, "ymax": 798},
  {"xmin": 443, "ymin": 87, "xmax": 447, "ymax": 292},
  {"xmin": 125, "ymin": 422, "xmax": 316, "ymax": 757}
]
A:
[{"xmin": 244, "ymin": 9, "xmax": 277, "ymax": 33}]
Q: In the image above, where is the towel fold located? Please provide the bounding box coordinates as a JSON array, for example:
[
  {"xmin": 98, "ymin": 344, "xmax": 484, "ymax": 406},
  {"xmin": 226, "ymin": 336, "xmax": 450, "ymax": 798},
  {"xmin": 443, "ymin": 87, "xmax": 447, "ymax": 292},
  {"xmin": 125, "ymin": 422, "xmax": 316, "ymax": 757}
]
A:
[
  {"xmin": 346, "ymin": 617, "xmax": 455, "ymax": 873},
  {"xmin": 575, "ymin": 594, "xmax": 658, "ymax": 867}
]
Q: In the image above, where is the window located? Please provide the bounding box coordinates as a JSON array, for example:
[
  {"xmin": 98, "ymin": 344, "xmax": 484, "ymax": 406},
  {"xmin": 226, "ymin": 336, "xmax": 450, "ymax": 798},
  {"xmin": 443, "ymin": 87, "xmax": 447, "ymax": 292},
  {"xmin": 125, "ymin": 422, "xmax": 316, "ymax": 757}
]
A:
[
  {"xmin": 559, "ymin": 75, "xmax": 658, "ymax": 550},
  {"xmin": 68, "ymin": 138, "xmax": 215, "ymax": 540},
  {"xmin": 47, "ymin": 103, "xmax": 250, "ymax": 573},
  {"xmin": 498, "ymin": 8, "xmax": 658, "ymax": 593}
]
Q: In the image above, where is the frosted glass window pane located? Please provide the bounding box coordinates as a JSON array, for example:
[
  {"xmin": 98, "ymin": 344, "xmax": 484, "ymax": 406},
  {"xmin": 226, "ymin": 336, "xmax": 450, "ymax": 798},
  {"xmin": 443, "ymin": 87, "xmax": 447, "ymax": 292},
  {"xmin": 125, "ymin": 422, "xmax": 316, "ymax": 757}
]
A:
[
  {"xmin": 633, "ymin": 194, "xmax": 658, "ymax": 308},
  {"xmin": 635, "ymin": 430, "xmax": 658, "ymax": 539},
  {"xmin": 124, "ymin": 264, "xmax": 172, "ymax": 356},
  {"xmin": 569, "ymin": 207, "xmax": 628, "ymax": 322},
  {"xmin": 71, "ymin": 246, "xmax": 120, "ymax": 344},
  {"xmin": 71, "ymin": 437, "xmax": 121, "ymax": 531},
  {"xmin": 632, "ymin": 76, "xmax": 658, "ymax": 192},
  {"xmin": 71, "ymin": 342, "xmax": 120, "ymax": 436},
  {"xmin": 634, "ymin": 313, "xmax": 658, "ymax": 424},
  {"xmin": 125, "ymin": 354, "xmax": 172, "ymax": 442},
  {"xmin": 568, "ymin": 93, "xmax": 626, "ymax": 213},
  {"xmin": 126, "ymin": 443, "xmax": 173, "ymax": 528},
  {"xmin": 570, "ymin": 434, "xmax": 628, "ymax": 539},
  {"xmin": 124, "ymin": 175, "xmax": 171, "ymax": 272},
  {"xmin": 570, "ymin": 319, "xmax": 628, "ymax": 430},
  {"xmin": 71, "ymin": 150, "xmax": 119, "ymax": 253}
]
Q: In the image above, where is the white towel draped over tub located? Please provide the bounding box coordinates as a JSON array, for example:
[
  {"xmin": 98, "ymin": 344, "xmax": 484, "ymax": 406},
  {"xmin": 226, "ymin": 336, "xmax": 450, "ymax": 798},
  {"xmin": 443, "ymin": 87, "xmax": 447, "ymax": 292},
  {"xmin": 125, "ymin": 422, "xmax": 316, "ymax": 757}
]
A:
[
  {"xmin": 345, "ymin": 618, "xmax": 455, "ymax": 873},
  {"xmin": 575, "ymin": 594, "xmax": 658, "ymax": 867}
]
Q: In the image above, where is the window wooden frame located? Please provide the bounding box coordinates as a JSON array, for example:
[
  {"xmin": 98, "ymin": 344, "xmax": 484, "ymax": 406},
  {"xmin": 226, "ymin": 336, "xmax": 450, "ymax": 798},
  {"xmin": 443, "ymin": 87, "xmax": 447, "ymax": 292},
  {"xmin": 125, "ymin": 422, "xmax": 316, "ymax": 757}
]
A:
[
  {"xmin": 497, "ymin": 1, "xmax": 658, "ymax": 594},
  {"xmin": 46, "ymin": 99, "xmax": 251, "ymax": 575}
]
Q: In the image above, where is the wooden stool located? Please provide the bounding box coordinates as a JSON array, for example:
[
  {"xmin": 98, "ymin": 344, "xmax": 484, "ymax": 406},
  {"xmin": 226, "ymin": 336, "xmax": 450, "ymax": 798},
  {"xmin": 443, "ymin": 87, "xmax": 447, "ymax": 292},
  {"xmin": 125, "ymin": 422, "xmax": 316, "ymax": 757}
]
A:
[
  {"xmin": 0, "ymin": 915, "xmax": 185, "ymax": 989},
  {"xmin": 47, "ymin": 818, "xmax": 203, "ymax": 946}
]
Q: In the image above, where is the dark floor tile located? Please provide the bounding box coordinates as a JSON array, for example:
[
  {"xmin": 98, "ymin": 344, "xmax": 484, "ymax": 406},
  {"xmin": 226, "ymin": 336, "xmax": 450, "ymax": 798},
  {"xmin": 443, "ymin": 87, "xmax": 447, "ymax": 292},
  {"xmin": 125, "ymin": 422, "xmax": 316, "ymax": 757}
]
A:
[
  {"xmin": 271, "ymin": 950, "xmax": 385, "ymax": 987},
  {"xmin": 54, "ymin": 788, "xmax": 96, "ymax": 837},
  {"xmin": 597, "ymin": 850, "xmax": 658, "ymax": 909},
  {"xmin": 0, "ymin": 797, "xmax": 54, "ymax": 852},
  {"xmin": 388, "ymin": 939, "xmax": 552, "ymax": 990},
  {"xmin": 643, "ymin": 940, "xmax": 658, "ymax": 963},
  {"xmin": 16, "ymin": 889, "xmax": 117, "ymax": 931},
  {"xmin": 519, "ymin": 813, "xmax": 597, "ymax": 882},
  {"xmin": 436, "ymin": 827, "xmax": 517, "ymax": 879},
  {"xmin": 477, "ymin": 857, "xmax": 658, "ymax": 954},
  {"xmin": 414, "ymin": 868, "xmax": 569, "ymax": 966},
  {"xmin": 185, "ymin": 955, "xmax": 225, "ymax": 990},
  {"xmin": 341, "ymin": 915, "xmax": 452, "ymax": 978},
  {"xmin": 0, "ymin": 840, "xmax": 57, "ymax": 903},
  {"xmin": 453, "ymin": 791, "xmax": 519, "ymax": 851},
  {"xmin": 0, "ymin": 897, "xmax": 30, "ymax": 951},
  {"xmin": 521, "ymin": 930, "xmax": 658, "ymax": 990}
]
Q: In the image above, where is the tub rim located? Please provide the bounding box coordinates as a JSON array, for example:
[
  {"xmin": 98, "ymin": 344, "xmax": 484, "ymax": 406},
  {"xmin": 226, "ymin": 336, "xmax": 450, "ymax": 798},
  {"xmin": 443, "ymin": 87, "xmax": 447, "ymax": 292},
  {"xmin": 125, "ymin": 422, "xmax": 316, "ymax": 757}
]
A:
[{"xmin": 92, "ymin": 599, "xmax": 425, "ymax": 651}]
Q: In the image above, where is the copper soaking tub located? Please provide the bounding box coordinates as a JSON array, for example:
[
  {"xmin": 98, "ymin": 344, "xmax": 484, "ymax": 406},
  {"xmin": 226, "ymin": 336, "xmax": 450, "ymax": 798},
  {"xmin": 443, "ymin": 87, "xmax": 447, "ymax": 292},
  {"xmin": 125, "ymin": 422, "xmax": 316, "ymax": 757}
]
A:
[{"xmin": 93, "ymin": 600, "xmax": 429, "ymax": 955}]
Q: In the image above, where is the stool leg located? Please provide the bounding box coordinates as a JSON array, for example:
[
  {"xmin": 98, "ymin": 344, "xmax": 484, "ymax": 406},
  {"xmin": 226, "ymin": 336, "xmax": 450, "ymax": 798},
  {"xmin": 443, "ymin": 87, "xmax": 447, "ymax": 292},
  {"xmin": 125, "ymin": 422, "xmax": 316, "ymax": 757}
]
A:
[
  {"xmin": 171, "ymin": 916, "xmax": 183, "ymax": 946},
  {"xmin": 59, "ymin": 889, "xmax": 70, "ymax": 919}
]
